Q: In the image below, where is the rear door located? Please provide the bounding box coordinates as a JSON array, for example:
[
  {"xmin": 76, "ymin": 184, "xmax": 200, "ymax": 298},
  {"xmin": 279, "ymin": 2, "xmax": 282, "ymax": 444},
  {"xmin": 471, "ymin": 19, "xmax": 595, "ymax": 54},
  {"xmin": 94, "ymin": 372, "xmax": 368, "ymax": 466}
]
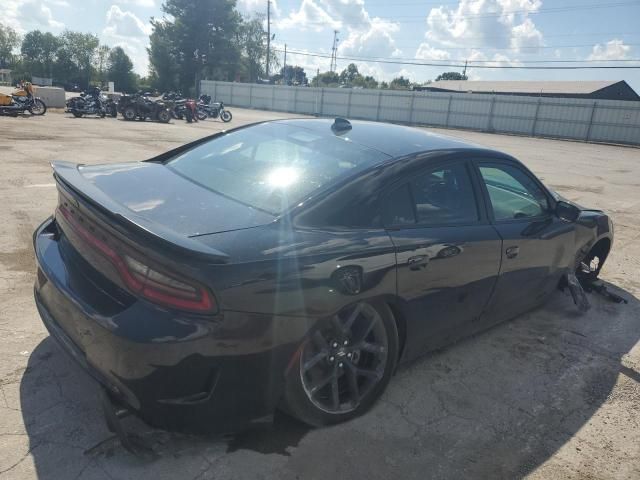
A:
[
  {"xmin": 382, "ymin": 157, "xmax": 502, "ymax": 357},
  {"xmin": 473, "ymin": 159, "xmax": 575, "ymax": 325}
]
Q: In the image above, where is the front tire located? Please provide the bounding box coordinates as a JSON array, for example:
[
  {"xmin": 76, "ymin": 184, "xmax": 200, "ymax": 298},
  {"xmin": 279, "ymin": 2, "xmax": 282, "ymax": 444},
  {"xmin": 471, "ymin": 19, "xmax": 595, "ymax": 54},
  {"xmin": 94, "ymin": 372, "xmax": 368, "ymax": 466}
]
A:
[
  {"xmin": 29, "ymin": 99, "xmax": 47, "ymax": 116},
  {"xmin": 282, "ymin": 301, "xmax": 398, "ymax": 427},
  {"xmin": 157, "ymin": 109, "xmax": 171, "ymax": 123},
  {"xmin": 220, "ymin": 110, "xmax": 232, "ymax": 122}
]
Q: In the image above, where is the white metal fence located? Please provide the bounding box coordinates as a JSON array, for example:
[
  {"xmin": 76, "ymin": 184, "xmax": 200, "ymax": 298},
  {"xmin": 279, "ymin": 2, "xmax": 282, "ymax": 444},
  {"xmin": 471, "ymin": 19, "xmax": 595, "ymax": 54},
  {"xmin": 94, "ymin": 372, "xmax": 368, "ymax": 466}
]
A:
[{"xmin": 201, "ymin": 80, "xmax": 640, "ymax": 146}]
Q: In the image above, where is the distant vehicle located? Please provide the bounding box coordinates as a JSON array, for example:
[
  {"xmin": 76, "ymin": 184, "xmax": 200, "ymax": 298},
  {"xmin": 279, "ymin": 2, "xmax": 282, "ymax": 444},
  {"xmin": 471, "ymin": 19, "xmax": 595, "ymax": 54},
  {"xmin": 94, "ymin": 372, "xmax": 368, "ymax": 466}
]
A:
[
  {"xmin": 0, "ymin": 82, "xmax": 46, "ymax": 116},
  {"xmin": 117, "ymin": 93, "xmax": 171, "ymax": 123},
  {"xmin": 34, "ymin": 119, "xmax": 613, "ymax": 440}
]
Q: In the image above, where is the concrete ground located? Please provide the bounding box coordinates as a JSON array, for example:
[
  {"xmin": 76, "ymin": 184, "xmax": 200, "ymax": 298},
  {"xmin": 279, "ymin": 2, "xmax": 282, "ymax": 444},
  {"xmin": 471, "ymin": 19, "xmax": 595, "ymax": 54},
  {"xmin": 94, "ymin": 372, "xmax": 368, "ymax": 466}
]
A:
[{"xmin": 1, "ymin": 109, "xmax": 639, "ymax": 480}]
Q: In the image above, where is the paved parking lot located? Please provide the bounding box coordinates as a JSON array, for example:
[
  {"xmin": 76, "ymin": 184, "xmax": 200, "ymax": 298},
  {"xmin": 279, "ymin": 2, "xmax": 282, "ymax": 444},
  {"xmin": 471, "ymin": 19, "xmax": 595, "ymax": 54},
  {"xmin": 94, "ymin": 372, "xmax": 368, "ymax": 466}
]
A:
[{"xmin": 1, "ymin": 109, "xmax": 639, "ymax": 480}]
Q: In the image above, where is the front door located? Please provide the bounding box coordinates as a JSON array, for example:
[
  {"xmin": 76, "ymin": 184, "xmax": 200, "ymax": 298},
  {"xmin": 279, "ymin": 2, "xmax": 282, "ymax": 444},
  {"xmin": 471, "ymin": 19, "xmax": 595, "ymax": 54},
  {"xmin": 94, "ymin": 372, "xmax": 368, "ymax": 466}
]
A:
[
  {"xmin": 474, "ymin": 160, "xmax": 576, "ymax": 325},
  {"xmin": 382, "ymin": 159, "xmax": 502, "ymax": 357}
]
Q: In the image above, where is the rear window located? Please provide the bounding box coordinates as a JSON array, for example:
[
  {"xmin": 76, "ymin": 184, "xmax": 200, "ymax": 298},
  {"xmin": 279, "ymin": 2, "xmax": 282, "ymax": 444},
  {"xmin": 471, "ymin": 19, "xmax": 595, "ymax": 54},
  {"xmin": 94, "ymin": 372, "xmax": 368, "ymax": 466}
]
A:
[{"xmin": 166, "ymin": 122, "xmax": 389, "ymax": 214}]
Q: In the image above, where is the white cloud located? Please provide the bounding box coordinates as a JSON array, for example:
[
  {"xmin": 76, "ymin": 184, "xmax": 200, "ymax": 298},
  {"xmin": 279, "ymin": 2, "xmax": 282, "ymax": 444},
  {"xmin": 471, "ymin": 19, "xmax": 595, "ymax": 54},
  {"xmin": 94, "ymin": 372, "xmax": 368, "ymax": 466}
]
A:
[
  {"xmin": 5, "ymin": 0, "xmax": 63, "ymax": 32},
  {"xmin": 588, "ymin": 39, "xmax": 631, "ymax": 61},
  {"xmin": 425, "ymin": 0, "xmax": 543, "ymax": 51},
  {"xmin": 415, "ymin": 43, "xmax": 451, "ymax": 61},
  {"xmin": 510, "ymin": 18, "xmax": 543, "ymax": 52},
  {"xmin": 102, "ymin": 6, "xmax": 152, "ymax": 75},
  {"xmin": 238, "ymin": 0, "xmax": 280, "ymax": 17},
  {"xmin": 277, "ymin": 0, "xmax": 339, "ymax": 31},
  {"xmin": 103, "ymin": 5, "xmax": 152, "ymax": 38},
  {"xmin": 113, "ymin": 0, "xmax": 156, "ymax": 7}
]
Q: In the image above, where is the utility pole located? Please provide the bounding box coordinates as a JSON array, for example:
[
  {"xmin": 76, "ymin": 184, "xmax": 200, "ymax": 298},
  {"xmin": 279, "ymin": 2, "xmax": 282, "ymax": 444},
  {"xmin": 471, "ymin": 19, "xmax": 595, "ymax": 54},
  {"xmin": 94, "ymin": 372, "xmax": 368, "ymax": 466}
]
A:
[
  {"xmin": 283, "ymin": 44, "xmax": 287, "ymax": 85},
  {"xmin": 462, "ymin": 59, "xmax": 468, "ymax": 78},
  {"xmin": 330, "ymin": 30, "xmax": 339, "ymax": 72},
  {"xmin": 266, "ymin": 0, "xmax": 271, "ymax": 81}
]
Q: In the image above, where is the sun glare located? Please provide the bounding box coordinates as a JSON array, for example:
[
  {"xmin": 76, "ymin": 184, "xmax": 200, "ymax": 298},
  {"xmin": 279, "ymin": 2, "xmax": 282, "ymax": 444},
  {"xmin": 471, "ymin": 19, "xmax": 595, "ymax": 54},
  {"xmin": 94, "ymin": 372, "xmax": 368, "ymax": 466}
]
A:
[{"xmin": 266, "ymin": 167, "xmax": 299, "ymax": 188}]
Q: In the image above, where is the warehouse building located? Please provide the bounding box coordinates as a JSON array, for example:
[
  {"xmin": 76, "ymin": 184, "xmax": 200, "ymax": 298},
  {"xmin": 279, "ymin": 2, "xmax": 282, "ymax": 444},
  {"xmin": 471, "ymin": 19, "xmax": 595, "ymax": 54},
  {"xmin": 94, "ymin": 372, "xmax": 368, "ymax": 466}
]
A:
[{"xmin": 414, "ymin": 80, "xmax": 640, "ymax": 101}]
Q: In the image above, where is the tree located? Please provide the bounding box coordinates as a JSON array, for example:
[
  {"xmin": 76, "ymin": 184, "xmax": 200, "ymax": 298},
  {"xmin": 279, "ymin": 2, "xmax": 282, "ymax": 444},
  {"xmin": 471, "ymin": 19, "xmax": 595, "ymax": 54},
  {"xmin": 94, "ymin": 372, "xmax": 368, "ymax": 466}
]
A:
[
  {"xmin": 20, "ymin": 31, "xmax": 61, "ymax": 78},
  {"xmin": 0, "ymin": 23, "xmax": 20, "ymax": 69},
  {"xmin": 150, "ymin": 0, "xmax": 243, "ymax": 95},
  {"xmin": 94, "ymin": 44, "xmax": 111, "ymax": 85},
  {"xmin": 389, "ymin": 76, "xmax": 411, "ymax": 89},
  {"xmin": 108, "ymin": 46, "xmax": 136, "ymax": 92},
  {"xmin": 352, "ymin": 74, "xmax": 378, "ymax": 89},
  {"xmin": 435, "ymin": 71, "xmax": 468, "ymax": 81},
  {"xmin": 312, "ymin": 71, "xmax": 340, "ymax": 87},
  {"xmin": 339, "ymin": 63, "xmax": 360, "ymax": 85},
  {"xmin": 238, "ymin": 15, "xmax": 276, "ymax": 83},
  {"xmin": 58, "ymin": 31, "xmax": 99, "ymax": 88},
  {"xmin": 277, "ymin": 65, "xmax": 307, "ymax": 85},
  {"xmin": 148, "ymin": 20, "xmax": 179, "ymax": 92}
]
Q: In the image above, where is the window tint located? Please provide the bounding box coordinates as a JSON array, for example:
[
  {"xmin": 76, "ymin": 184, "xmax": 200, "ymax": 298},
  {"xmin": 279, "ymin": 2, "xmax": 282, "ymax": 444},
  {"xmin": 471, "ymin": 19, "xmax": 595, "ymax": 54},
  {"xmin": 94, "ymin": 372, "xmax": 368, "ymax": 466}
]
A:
[
  {"xmin": 410, "ymin": 163, "xmax": 479, "ymax": 225},
  {"xmin": 479, "ymin": 164, "xmax": 549, "ymax": 220},
  {"xmin": 167, "ymin": 123, "xmax": 388, "ymax": 214},
  {"xmin": 381, "ymin": 184, "xmax": 415, "ymax": 226}
]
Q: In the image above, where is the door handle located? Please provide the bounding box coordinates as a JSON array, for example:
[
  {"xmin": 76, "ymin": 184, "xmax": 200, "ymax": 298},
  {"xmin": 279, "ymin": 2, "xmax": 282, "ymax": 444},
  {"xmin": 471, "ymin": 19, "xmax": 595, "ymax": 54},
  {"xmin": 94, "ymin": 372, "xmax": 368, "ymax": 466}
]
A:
[
  {"xmin": 505, "ymin": 246, "xmax": 520, "ymax": 259},
  {"xmin": 407, "ymin": 255, "xmax": 429, "ymax": 270}
]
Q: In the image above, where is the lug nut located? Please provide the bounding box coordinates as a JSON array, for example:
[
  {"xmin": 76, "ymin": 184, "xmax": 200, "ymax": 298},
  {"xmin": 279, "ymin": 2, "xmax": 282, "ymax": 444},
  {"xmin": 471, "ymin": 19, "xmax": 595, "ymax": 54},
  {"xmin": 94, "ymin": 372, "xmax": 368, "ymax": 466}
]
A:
[
  {"xmin": 332, "ymin": 342, "xmax": 338, "ymax": 348},
  {"xmin": 347, "ymin": 352, "xmax": 352, "ymax": 358},
  {"xmin": 343, "ymin": 340, "xmax": 348, "ymax": 346},
  {"xmin": 338, "ymin": 362, "xmax": 344, "ymax": 368},
  {"xmin": 329, "ymin": 356, "xmax": 335, "ymax": 362}
]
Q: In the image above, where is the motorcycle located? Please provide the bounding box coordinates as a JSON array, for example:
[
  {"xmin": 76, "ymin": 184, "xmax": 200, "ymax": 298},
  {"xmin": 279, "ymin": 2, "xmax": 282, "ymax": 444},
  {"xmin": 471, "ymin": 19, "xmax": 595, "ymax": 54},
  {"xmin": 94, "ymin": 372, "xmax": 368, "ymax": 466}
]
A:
[
  {"xmin": 0, "ymin": 82, "xmax": 47, "ymax": 116},
  {"xmin": 161, "ymin": 91, "xmax": 187, "ymax": 120},
  {"xmin": 197, "ymin": 94, "xmax": 232, "ymax": 122},
  {"xmin": 118, "ymin": 93, "xmax": 171, "ymax": 123},
  {"xmin": 66, "ymin": 87, "xmax": 107, "ymax": 118}
]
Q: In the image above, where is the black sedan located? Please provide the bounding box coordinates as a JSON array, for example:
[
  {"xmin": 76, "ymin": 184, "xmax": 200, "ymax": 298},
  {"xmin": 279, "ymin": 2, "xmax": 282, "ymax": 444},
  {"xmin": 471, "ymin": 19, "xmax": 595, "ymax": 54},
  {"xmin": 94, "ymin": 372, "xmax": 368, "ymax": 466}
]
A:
[{"xmin": 33, "ymin": 118, "xmax": 613, "ymax": 434}]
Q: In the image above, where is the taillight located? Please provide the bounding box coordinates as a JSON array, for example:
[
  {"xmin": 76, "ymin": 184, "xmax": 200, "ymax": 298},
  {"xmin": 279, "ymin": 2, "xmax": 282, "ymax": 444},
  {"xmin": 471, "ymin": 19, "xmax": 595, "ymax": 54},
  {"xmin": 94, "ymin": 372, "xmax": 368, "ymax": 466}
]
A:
[{"xmin": 57, "ymin": 205, "xmax": 216, "ymax": 314}]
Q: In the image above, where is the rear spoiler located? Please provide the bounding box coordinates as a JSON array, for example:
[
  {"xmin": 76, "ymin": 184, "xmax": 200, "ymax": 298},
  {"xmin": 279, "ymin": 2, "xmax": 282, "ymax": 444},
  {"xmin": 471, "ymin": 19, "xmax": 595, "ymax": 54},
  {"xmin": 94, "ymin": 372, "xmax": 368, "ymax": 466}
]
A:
[{"xmin": 52, "ymin": 161, "xmax": 230, "ymax": 264}]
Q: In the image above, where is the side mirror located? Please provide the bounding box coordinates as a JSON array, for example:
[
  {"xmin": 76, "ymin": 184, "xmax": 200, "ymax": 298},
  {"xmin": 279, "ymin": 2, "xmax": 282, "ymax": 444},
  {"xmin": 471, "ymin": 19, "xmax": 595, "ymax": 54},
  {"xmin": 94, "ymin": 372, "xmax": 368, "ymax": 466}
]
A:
[{"xmin": 556, "ymin": 200, "xmax": 580, "ymax": 222}]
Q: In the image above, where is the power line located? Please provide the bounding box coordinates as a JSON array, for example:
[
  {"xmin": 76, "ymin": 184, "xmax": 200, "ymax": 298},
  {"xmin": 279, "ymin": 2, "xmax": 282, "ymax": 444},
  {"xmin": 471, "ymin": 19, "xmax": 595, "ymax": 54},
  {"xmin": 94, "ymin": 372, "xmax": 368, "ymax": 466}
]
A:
[{"xmin": 274, "ymin": 48, "xmax": 640, "ymax": 69}]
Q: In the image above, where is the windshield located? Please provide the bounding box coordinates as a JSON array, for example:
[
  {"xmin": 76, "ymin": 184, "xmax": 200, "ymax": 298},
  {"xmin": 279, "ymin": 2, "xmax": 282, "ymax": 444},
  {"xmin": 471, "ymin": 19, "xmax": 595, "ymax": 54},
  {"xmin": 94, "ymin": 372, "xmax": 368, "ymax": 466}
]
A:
[{"xmin": 166, "ymin": 122, "xmax": 389, "ymax": 214}]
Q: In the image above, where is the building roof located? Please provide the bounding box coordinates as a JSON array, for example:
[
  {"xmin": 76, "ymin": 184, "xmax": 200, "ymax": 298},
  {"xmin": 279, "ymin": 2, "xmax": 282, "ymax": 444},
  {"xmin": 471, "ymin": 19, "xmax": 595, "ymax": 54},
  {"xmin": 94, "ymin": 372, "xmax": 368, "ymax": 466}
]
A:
[{"xmin": 428, "ymin": 80, "xmax": 622, "ymax": 95}]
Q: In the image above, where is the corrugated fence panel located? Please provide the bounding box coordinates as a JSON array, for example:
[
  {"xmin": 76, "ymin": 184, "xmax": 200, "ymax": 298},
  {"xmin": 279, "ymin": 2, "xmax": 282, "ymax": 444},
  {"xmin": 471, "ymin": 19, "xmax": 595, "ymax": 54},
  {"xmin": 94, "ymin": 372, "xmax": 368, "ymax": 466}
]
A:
[{"xmin": 200, "ymin": 80, "xmax": 640, "ymax": 146}]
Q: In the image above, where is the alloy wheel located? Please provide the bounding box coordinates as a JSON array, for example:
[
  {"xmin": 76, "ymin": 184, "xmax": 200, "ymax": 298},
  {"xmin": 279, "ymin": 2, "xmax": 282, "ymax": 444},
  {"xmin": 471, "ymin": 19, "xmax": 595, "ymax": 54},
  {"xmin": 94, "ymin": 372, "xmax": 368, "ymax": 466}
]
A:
[{"xmin": 300, "ymin": 302, "xmax": 388, "ymax": 414}]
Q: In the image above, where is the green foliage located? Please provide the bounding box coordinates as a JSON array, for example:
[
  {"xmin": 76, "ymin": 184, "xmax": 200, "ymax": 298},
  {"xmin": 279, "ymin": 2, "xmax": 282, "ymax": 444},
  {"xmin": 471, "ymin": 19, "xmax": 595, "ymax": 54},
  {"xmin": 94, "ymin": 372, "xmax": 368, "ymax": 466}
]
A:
[
  {"xmin": 275, "ymin": 65, "xmax": 307, "ymax": 85},
  {"xmin": 21, "ymin": 31, "xmax": 61, "ymax": 78},
  {"xmin": 0, "ymin": 23, "xmax": 20, "ymax": 69},
  {"xmin": 58, "ymin": 31, "xmax": 99, "ymax": 87},
  {"xmin": 435, "ymin": 71, "xmax": 468, "ymax": 81},
  {"xmin": 313, "ymin": 71, "xmax": 340, "ymax": 87},
  {"xmin": 149, "ymin": 0, "xmax": 243, "ymax": 94},
  {"xmin": 108, "ymin": 46, "xmax": 136, "ymax": 93},
  {"xmin": 389, "ymin": 76, "xmax": 411, "ymax": 90}
]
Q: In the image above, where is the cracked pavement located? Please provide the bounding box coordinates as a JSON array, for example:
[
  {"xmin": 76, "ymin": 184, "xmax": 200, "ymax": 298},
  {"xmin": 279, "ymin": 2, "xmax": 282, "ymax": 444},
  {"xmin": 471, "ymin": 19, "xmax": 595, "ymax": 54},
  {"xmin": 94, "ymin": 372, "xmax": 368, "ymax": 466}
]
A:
[{"xmin": 1, "ymin": 110, "xmax": 639, "ymax": 479}]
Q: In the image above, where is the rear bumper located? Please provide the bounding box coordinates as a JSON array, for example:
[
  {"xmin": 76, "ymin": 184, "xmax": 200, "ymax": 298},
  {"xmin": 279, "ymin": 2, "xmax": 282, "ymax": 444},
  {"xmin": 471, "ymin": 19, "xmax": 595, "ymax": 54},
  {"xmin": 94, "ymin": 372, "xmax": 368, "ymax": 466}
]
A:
[{"xmin": 33, "ymin": 217, "xmax": 305, "ymax": 434}]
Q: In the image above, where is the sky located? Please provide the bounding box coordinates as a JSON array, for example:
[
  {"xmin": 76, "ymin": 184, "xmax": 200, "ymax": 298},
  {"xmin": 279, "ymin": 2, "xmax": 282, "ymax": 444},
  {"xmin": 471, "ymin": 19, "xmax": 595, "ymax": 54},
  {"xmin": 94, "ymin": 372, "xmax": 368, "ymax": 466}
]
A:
[{"xmin": 5, "ymin": 0, "xmax": 640, "ymax": 92}]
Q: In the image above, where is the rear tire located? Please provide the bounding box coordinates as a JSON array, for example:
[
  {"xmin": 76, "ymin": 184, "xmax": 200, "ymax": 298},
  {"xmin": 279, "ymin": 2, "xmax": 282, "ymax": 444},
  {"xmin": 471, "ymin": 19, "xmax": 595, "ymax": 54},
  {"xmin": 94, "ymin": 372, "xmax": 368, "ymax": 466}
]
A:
[
  {"xmin": 221, "ymin": 110, "xmax": 232, "ymax": 122},
  {"xmin": 185, "ymin": 109, "xmax": 194, "ymax": 123},
  {"xmin": 108, "ymin": 105, "xmax": 117, "ymax": 117},
  {"xmin": 72, "ymin": 112, "xmax": 83, "ymax": 118},
  {"xmin": 282, "ymin": 301, "xmax": 398, "ymax": 427},
  {"xmin": 122, "ymin": 106, "xmax": 137, "ymax": 121}
]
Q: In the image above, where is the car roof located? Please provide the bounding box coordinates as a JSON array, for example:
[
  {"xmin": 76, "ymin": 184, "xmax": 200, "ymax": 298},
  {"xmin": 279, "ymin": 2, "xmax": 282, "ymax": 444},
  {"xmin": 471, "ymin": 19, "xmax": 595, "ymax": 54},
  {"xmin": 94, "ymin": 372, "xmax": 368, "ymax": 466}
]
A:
[{"xmin": 274, "ymin": 118, "xmax": 490, "ymax": 157}]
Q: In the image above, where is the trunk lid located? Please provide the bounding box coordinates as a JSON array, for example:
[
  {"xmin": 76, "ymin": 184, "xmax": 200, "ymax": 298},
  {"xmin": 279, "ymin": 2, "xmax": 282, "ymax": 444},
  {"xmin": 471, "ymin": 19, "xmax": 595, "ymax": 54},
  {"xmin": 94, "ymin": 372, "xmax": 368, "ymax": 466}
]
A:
[{"xmin": 53, "ymin": 161, "xmax": 275, "ymax": 238}]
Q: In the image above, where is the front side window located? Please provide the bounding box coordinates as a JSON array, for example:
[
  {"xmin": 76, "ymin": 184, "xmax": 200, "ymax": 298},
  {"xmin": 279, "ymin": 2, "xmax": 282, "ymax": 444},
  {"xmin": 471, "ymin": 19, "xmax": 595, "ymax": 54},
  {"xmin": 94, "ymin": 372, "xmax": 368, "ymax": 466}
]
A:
[
  {"xmin": 382, "ymin": 162, "xmax": 479, "ymax": 227},
  {"xmin": 167, "ymin": 123, "xmax": 389, "ymax": 214},
  {"xmin": 479, "ymin": 163, "xmax": 549, "ymax": 221}
]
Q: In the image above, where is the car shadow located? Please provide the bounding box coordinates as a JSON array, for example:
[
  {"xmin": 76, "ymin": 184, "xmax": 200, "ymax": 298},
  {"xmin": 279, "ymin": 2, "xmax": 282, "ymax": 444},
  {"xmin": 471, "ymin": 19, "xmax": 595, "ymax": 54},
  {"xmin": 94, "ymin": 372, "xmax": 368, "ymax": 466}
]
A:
[{"xmin": 19, "ymin": 283, "xmax": 640, "ymax": 479}]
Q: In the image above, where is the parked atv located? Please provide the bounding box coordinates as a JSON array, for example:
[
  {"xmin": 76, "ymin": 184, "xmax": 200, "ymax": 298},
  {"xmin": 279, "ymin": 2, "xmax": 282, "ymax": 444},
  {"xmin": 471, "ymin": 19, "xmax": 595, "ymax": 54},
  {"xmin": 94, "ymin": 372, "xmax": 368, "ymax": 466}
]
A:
[
  {"xmin": 118, "ymin": 94, "xmax": 171, "ymax": 123},
  {"xmin": 0, "ymin": 82, "xmax": 47, "ymax": 116}
]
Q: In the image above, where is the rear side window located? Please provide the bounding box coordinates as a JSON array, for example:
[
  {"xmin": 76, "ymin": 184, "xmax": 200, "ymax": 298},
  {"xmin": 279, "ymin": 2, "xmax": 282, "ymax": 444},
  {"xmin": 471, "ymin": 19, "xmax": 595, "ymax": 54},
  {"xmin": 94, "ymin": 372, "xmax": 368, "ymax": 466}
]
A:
[
  {"xmin": 166, "ymin": 123, "xmax": 389, "ymax": 214},
  {"xmin": 382, "ymin": 162, "xmax": 479, "ymax": 227},
  {"xmin": 411, "ymin": 163, "xmax": 478, "ymax": 225}
]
